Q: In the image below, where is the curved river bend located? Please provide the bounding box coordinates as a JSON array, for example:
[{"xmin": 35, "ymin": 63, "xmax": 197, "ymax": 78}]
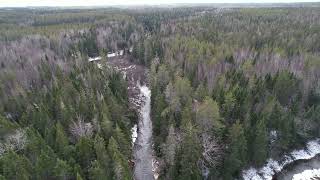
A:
[
  {"xmin": 242, "ymin": 139, "xmax": 320, "ymax": 180},
  {"xmin": 275, "ymin": 155, "xmax": 320, "ymax": 180}
]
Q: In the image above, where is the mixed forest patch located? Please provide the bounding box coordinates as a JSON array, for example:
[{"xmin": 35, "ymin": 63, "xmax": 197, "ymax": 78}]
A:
[{"xmin": 0, "ymin": 4, "xmax": 319, "ymax": 180}]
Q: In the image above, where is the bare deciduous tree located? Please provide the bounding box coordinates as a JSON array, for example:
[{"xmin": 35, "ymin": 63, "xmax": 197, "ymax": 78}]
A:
[
  {"xmin": 0, "ymin": 129, "xmax": 27, "ymax": 156},
  {"xmin": 6, "ymin": 129, "xmax": 27, "ymax": 151},
  {"xmin": 201, "ymin": 134, "xmax": 223, "ymax": 168},
  {"xmin": 69, "ymin": 117, "xmax": 93, "ymax": 141}
]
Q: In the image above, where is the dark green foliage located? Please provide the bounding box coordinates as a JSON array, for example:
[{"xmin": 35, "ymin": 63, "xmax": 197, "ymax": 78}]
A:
[
  {"xmin": 273, "ymin": 71, "xmax": 300, "ymax": 106},
  {"xmin": 0, "ymin": 48, "xmax": 133, "ymax": 180},
  {"xmin": 55, "ymin": 122, "xmax": 69, "ymax": 158},
  {"xmin": 108, "ymin": 137, "xmax": 132, "ymax": 180},
  {"xmin": 1, "ymin": 5, "xmax": 320, "ymax": 180},
  {"xmin": 35, "ymin": 149, "xmax": 57, "ymax": 179},
  {"xmin": 176, "ymin": 124, "xmax": 202, "ymax": 180},
  {"xmin": 152, "ymin": 91, "xmax": 168, "ymax": 154},
  {"xmin": 93, "ymin": 135, "xmax": 113, "ymax": 178},
  {"xmin": 0, "ymin": 151, "xmax": 32, "ymax": 180},
  {"xmin": 53, "ymin": 159, "xmax": 73, "ymax": 180},
  {"xmin": 75, "ymin": 137, "xmax": 95, "ymax": 171},
  {"xmin": 89, "ymin": 161, "xmax": 109, "ymax": 180},
  {"xmin": 252, "ymin": 118, "xmax": 268, "ymax": 166},
  {"xmin": 224, "ymin": 121, "xmax": 247, "ymax": 179}
]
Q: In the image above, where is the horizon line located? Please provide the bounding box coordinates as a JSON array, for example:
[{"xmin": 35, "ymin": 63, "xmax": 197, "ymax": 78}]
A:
[{"xmin": 1, "ymin": 1, "xmax": 319, "ymax": 8}]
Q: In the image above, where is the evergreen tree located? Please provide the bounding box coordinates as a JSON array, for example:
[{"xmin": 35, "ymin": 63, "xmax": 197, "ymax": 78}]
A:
[
  {"xmin": 93, "ymin": 135, "xmax": 112, "ymax": 177},
  {"xmin": 89, "ymin": 161, "xmax": 109, "ymax": 180},
  {"xmin": 53, "ymin": 159, "xmax": 72, "ymax": 180},
  {"xmin": 100, "ymin": 103, "xmax": 112, "ymax": 140},
  {"xmin": 273, "ymin": 71, "xmax": 299, "ymax": 105},
  {"xmin": 55, "ymin": 122, "xmax": 69, "ymax": 158},
  {"xmin": 222, "ymin": 91, "xmax": 237, "ymax": 123},
  {"xmin": 108, "ymin": 137, "xmax": 131, "ymax": 180},
  {"xmin": 113, "ymin": 125, "xmax": 131, "ymax": 158},
  {"xmin": 278, "ymin": 114, "xmax": 295, "ymax": 150},
  {"xmin": 196, "ymin": 96, "xmax": 224, "ymax": 135},
  {"xmin": 35, "ymin": 149, "xmax": 57, "ymax": 179},
  {"xmin": 224, "ymin": 121, "xmax": 247, "ymax": 179},
  {"xmin": 0, "ymin": 175, "xmax": 6, "ymax": 180},
  {"xmin": 177, "ymin": 123, "xmax": 202, "ymax": 180},
  {"xmin": 195, "ymin": 83, "xmax": 208, "ymax": 101},
  {"xmin": 76, "ymin": 172, "xmax": 84, "ymax": 180},
  {"xmin": 152, "ymin": 92, "xmax": 168, "ymax": 153},
  {"xmin": 252, "ymin": 118, "xmax": 268, "ymax": 166},
  {"xmin": 75, "ymin": 137, "xmax": 95, "ymax": 171},
  {"xmin": 0, "ymin": 151, "xmax": 32, "ymax": 180}
]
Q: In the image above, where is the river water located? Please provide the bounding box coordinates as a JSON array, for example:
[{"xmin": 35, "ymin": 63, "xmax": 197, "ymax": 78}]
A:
[
  {"xmin": 106, "ymin": 55, "xmax": 155, "ymax": 180},
  {"xmin": 133, "ymin": 85, "xmax": 155, "ymax": 180},
  {"xmin": 274, "ymin": 155, "xmax": 320, "ymax": 180},
  {"xmin": 242, "ymin": 139, "xmax": 320, "ymax": 180}
]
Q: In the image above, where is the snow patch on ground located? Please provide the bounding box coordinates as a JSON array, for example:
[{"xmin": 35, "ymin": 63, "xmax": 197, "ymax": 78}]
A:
[
  {"xmin": 97, "ymin": 63, "xmax": 102, "ymax": 69},
  {"xmin": 292, "ymin": 168, "xmax": 320, "ymax": 180},
  {"xmin": 112, "ymin": 65, "xmax": 135, "ymax": 80},
  {"xmin": 131, "ymin": 124, "xmax": 138, "ymax": 146},
  {"xmin": 89, "ymin": 49, "xmax": 125, "ymax": 61},
  {"xmin": 269, "ymin": 130, "xmax": 278, "ymax": 144},
  {"xmin": 242, "ymin": 139, "xmax": 320, "ymax": 180},
  {"xmin": 107, "ymin": 50, "xmax": 124, "ymax": 58},
  {"xmin": 88, "ymin": 56, "xmax": 101, "ymax": 62},
  {"xmin": 107, "ymin": 53, "xmax": 116, "ymax": 58},
  {"xmin": 242, "ymin": 168, "xmax": 263, "ymax": 180}
]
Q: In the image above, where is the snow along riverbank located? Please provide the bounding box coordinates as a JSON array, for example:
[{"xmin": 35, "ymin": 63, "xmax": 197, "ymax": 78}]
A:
[
  {"xmin": 242, "ymin": 138, "xmax": 320, "ymax": 180},
  {"xmin": 292, "ymin": 168, "xmax": 320, "ymax": 180},
  {"xmin": 275, "ymin": 154, "xmax": 320, "ymax": 180}
]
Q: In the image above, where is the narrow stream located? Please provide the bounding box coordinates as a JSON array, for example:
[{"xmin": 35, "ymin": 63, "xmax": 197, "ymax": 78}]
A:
[
  {"xmin": 105, "ymin": 55, "xmax": 155, "ymax": 180},
  {"xmin": 134, "ymin": 85, "xmax": 155, "ymax": 180}
]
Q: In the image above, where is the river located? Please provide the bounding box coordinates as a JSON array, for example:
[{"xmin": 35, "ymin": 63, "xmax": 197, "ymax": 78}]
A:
[
  {"xmin": 106, "ymin": 55, "xmax": 156, "ymax": 180},
  {"xmin": 274, "ymin": 155, "xmax": 320, "ymax": 180},
  {"xmin": 242, "ymin": 139, "xmax": 320, "ymax": 180},
  {"xmin": 133, "ymin": 85, "xmax": 155, "ymax": 180}
]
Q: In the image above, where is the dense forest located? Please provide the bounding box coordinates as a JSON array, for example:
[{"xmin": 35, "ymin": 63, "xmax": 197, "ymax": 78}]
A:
[{"xmin": 0, "ymin": 4, "xmax": 320, "ymax": 180}]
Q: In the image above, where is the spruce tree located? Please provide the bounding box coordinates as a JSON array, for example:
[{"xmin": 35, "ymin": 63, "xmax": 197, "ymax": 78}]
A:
[
  {"xmin": 253, "ymin": 118, "xmax": 268, "ymax": 166},
  {"xmin": 53, "ymin": 159, "xmax": 72, "ymax": 180},
  {"xmin": 108, "ymin": 137, "xmax": 131, "ymax": 180},
  {"xmin": 224, "ymin": 121, "xmax": 247, "ymax": 179},
  {"xmin": 177, "ymin": 123, "xmax": 202, "ymax": 180},
  {"xmin": 0, "ymin": 151, "xmax": 32, "ymax": 180},
  {"xmin": 55, "ymin": 122, "xmax": 69, "ymax": 158}
]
